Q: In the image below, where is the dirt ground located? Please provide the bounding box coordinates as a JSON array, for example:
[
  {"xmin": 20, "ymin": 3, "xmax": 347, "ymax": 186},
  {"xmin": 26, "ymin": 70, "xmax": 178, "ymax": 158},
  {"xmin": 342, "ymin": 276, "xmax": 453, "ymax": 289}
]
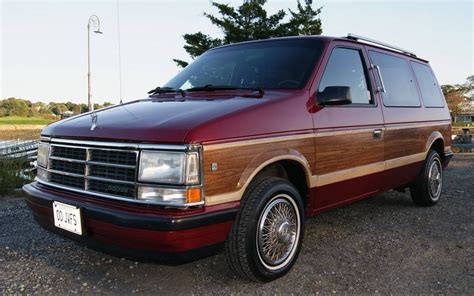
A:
[{"xmin": 1, "ymin": 154, "xmax": 473, "ymax": 295}]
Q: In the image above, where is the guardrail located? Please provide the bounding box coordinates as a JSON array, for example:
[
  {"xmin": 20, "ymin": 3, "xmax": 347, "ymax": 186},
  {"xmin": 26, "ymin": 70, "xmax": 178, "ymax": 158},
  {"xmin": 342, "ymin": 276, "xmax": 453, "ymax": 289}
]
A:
[{"xmin": 0, "ymin": 139, "xmax": 39, "ymax": 171}]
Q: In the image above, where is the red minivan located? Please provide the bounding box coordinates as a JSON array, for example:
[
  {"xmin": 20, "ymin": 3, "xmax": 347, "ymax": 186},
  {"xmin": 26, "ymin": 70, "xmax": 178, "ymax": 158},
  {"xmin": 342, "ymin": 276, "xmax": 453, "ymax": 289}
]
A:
[{"xmin": 24, "ymin": 34, "xmax": 453, "ymax": 282}]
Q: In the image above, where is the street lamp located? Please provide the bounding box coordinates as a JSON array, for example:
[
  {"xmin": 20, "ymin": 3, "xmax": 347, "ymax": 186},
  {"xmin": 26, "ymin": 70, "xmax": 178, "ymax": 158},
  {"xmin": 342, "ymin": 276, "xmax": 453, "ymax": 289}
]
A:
[{"xmin": 87, "ymin": 15, "xmax": 103, "ymax": 112}]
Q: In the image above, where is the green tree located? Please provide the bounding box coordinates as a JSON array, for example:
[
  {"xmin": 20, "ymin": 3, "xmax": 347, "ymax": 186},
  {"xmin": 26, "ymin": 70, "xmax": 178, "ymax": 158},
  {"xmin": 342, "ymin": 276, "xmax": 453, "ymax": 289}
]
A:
[
  {"xmin": 0, "ymin": 98, "xmax": 29, "ymax": 116},
  {"xmin": 50, "ymin": 103, "xmax": 68, "ymax": 116},
  {"xmin": 174, "ymin": 0, "xmax": 323, "ymax": 67},
  {"xmin": 72, "ymin": 104, "xmax": 82, "ymax": 114}
]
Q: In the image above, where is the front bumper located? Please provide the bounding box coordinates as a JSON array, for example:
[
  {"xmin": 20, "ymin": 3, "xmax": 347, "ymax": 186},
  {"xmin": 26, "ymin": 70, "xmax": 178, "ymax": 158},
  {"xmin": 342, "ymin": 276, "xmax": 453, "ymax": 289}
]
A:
[{"xmin": 23, "ymin": 182, "xmax": 238, "ymax": 263}]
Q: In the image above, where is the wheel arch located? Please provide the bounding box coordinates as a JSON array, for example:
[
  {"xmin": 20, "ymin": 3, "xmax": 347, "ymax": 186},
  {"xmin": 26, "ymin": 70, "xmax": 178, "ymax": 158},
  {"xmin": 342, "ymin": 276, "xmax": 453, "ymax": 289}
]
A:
[
  {"xmin": 426, "ymin": 131, "xmax": 445, "ymax": 160},
  {"xmin": 238, "ymin": 149, "xmax": 312, "ymax": 208}
]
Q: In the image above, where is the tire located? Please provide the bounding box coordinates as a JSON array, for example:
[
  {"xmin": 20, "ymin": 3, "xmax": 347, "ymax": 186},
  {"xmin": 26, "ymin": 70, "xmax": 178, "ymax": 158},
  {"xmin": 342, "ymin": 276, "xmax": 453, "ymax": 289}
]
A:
[
  {"xmin": 225, "ymin": 177, "xmax": 305, "ymax": 282},
  {"xmin": 410, "ymin": 150, "xmax": 443, "ymax": 206}
]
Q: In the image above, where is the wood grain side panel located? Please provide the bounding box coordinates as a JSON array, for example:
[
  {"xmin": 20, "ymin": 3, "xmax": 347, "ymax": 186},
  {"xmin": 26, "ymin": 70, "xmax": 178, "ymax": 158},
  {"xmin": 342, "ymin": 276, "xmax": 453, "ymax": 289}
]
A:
[
  {"xmin": 385, "ymin": 123, "xmax": 451, "ymax": 160},
  {"xmin": 202, "ymin": 137, "xmax": 315, "ymax": 197},
  {"xmin": 314, "ymin": 130, "xmax": 384, "ymax": 175}
]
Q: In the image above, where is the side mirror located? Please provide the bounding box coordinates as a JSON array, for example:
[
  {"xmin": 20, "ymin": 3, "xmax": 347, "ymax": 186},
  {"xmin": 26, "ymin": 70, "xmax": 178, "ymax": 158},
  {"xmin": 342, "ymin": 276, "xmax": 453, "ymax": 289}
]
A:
[{"xmin": 317, "ymin": 86, "xmax": 352, "ymax": 106}]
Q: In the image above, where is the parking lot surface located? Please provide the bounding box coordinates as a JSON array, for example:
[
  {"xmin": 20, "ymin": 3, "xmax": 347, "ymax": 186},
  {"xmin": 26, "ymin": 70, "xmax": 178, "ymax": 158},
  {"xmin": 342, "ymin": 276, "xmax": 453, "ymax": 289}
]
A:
[{"xmin": 1, "ymin": 154, "xmax": 473, "ymax": 294}]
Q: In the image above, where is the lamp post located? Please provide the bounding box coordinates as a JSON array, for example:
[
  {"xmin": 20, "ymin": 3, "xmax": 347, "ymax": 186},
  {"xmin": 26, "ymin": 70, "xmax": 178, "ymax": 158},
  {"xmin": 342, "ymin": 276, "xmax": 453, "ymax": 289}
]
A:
[{"xmin": 87, "ymin": 15, "xmax": 103, "ymax": 112}]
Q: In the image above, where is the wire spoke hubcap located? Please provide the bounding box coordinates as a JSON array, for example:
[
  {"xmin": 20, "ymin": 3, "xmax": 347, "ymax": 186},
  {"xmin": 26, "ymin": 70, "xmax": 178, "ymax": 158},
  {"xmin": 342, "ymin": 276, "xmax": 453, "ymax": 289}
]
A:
[
  {"xmin": 428, "ymin": 158, "xmax": 442, "ymax": 200},
  {"xmin": 257, "ymin": 195, "xmax": 300, "ymax": 269}
]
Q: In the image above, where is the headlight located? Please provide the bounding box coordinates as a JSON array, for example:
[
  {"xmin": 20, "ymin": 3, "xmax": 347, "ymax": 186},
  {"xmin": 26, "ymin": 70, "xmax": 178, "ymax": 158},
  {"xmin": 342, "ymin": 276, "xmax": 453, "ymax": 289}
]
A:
[
  {"xmin": 137, "ymin": 186, "xmax": 202, "ymax": 205},
  {"xmin": 37, "ymin": 143, "xmax": 50, "ymax": 168},
  {"xmin": 138, "ymin": 151, "xmax": 200, "ymax": 185}
]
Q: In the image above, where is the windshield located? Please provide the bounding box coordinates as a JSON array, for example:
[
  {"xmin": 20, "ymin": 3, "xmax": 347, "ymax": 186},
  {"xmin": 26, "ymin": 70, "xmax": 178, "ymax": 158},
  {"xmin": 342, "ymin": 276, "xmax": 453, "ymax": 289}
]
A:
[{"xmin": 164, "ymin": 39, "xmax": 323, "ymax": 91}]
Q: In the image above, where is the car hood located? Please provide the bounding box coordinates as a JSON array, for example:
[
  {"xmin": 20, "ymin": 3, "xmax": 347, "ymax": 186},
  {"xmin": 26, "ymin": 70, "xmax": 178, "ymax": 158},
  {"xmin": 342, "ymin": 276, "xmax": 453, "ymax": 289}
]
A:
[{"xmin": 42, "ymin": 95, "xmax": 276, "ymax": 143}]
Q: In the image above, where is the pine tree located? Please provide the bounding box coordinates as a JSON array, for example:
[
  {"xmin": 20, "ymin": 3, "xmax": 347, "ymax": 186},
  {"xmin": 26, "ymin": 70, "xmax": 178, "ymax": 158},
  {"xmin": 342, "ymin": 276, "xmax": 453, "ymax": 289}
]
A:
[{"xmin": 174, "ymin": 0, "xmax": 323, "ymax": 67}]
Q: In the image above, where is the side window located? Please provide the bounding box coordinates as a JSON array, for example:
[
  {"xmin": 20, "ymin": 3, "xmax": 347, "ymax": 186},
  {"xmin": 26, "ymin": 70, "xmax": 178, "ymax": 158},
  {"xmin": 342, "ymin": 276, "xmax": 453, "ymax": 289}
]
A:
[
  {"xmin": 411, "ymin": 62, "xmax": 445, "ymax": 107},
  {"xmin": 318, "ymin": 48, "xmax": 373, "ymax": 105},
  {"xmin": 369, "ymin": 51, "xmax": 420, "ymax": 107}
]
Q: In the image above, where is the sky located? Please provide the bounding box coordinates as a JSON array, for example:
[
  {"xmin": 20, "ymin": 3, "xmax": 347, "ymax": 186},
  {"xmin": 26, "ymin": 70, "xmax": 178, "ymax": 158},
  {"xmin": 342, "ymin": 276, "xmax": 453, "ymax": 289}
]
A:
[{"xmin": 1, "ymin": 0, "xmax": 473, "ymax": 105}]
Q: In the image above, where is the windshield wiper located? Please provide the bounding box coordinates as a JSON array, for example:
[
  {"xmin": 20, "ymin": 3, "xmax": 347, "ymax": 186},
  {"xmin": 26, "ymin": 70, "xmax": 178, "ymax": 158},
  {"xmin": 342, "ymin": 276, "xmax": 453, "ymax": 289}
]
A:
[
  {"xmin": 147, "ymin": 86, "xmax": 185, "ymax": 96},
  {"xmin": 186, "ymin": 85, "xmax": 264, "ymax": 96}
]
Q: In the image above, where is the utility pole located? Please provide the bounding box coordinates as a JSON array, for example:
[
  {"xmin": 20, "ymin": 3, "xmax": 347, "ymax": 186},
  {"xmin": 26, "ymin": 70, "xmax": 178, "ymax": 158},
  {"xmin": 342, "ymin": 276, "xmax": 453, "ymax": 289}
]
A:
[{"xmin": 87, "ymin": 15, "xmax": 103, "ymax": 112}]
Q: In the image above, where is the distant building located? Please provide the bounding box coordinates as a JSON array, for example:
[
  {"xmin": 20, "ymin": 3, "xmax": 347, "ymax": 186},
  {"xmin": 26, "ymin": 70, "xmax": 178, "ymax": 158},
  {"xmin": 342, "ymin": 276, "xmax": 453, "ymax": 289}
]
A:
[
  {"xmin": 455, "ymin": 100, "xmax": 474, "ymax": 123},
  {"xmin": 454, "ymin": 113, "xmax": 474, "ymax": 123}
]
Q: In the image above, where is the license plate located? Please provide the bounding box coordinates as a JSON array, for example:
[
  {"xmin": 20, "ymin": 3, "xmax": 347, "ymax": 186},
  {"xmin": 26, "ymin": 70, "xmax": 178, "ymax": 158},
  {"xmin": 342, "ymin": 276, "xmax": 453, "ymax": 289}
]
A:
[{"xmin": 53, "ymin": 201, "xmax": 83, "ymax": 235}]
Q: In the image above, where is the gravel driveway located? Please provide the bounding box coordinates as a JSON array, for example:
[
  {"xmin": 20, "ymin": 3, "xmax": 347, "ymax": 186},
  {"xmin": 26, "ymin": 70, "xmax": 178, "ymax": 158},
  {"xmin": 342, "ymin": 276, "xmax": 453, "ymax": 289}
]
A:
[{"xmin": 1, "ymin": 154, "xmax": 473, "ymax": 295}]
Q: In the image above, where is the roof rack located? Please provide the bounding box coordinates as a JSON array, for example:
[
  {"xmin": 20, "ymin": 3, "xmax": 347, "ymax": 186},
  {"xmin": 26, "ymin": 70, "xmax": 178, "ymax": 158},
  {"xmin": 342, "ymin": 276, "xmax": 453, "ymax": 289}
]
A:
[{"xmin": 346, "ymin": 33, "xmax": 417, "ymax": 57}]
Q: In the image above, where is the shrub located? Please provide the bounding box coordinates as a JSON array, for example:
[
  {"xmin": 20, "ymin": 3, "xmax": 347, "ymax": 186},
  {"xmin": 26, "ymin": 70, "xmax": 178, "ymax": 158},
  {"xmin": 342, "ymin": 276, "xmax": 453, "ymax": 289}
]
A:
[{"xmin": 0, "ymin": 157, "xmax": 34, "ymax": 196}]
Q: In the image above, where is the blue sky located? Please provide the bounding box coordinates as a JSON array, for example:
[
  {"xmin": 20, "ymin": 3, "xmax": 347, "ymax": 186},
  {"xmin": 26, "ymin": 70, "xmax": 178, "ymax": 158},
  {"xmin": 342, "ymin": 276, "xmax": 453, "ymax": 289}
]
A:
[{"xmin": 1, "ymin": 0, "xmax": 473, "ymax": 104}]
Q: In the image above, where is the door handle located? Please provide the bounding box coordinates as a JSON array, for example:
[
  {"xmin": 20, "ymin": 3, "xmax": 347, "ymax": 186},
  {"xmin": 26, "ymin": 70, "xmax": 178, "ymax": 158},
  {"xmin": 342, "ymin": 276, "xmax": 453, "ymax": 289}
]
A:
[{"xmin": 373, "ymin": 129, "xmax": 383, "ymax": 139}]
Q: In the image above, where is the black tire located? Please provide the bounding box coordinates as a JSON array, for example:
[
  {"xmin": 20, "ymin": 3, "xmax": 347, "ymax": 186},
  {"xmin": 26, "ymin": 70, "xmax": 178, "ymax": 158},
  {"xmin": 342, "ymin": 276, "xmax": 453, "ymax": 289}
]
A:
[
  {"xmin": 225, "ymin": 177, "xmax": 305, "ymax": 282},
  {"xmin": 410, "ymin": 150, "xmax": 443, "ymax": 206}
]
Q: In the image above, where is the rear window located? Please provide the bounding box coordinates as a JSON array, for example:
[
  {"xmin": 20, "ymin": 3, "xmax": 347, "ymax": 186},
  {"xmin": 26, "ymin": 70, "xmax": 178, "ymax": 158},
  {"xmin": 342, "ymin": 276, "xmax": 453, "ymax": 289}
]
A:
[
  {"xmin": 369, "ymin": 51, "xmax": 420, "ymax": 107},
  {"xmin": 411, "ymin": 62, "xmax": 445, "ymax": 107}
]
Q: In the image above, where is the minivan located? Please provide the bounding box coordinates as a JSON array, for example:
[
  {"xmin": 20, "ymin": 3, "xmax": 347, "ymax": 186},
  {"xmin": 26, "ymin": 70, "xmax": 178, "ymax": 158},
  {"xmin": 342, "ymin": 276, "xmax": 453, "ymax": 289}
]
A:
[{"xmin": 24, "ymin": 34, "xmax": 453, "ymax": 282}]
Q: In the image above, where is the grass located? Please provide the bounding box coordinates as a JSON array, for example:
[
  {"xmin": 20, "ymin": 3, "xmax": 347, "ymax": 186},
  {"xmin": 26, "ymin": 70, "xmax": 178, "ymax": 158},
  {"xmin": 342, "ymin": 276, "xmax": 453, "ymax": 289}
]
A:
[
  {"xmin": 0, "ymin": 116, "xmax": 55, "ymax": 125},
  {"xmin": 0, "ymin": 129, "xmax": 41, "ymax": 141},
  {"xmin": 452, "ymin": 122, "xmax": 473, "ymax": 127}
]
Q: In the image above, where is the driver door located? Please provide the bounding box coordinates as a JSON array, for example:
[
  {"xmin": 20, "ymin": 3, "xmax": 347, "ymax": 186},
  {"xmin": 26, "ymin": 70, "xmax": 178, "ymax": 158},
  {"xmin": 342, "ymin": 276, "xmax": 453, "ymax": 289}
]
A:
[{"xmin": 310, "ymin": 43, "xmax": 385, "ymax": 212}]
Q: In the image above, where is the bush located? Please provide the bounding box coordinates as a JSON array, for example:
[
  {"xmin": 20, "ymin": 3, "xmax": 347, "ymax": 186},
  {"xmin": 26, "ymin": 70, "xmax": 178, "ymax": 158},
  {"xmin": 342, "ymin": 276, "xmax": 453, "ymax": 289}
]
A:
[{"xmin": 0, "ymin": 158, "xmax": 34, "ymax": 196}]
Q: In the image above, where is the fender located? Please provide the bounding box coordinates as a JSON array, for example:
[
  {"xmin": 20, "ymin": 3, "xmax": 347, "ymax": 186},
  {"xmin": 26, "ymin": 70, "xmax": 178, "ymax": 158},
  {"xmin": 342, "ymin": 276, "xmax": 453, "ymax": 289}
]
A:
[{"xmin": 205, "ymin": 149, "xmax": 312, "ymax": 206}]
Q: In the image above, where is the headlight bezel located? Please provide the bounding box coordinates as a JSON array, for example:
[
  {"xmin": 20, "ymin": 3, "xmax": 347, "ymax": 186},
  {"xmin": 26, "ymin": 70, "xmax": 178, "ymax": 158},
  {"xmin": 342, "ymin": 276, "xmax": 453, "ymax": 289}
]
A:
[
  {"xmin": 137, "ymin": 149, "xmax": 201, "ymax": 186},
  {"xmin": 136, "ymin": 146, "xmax": 204, "ymax": 206},
  {"xmin": 37, "ymin": 142, "xmax": 50, "ymax": 168}
]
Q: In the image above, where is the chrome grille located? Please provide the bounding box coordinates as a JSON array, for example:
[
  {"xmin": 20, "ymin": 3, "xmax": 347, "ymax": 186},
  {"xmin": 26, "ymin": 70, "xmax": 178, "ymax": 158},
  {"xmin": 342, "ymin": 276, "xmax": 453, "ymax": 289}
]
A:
[{"xmin": 44, "ymin": 143, "xmax": 138, "ymax": 199}]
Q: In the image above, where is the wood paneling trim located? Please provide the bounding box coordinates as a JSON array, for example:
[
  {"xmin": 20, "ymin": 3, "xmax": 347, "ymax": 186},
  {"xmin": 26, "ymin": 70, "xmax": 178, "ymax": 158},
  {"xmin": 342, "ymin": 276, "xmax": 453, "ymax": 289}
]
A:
[
  {"xmin": 203, "ymin": 134, "xmax": 314, "ymax": 151},
  {"xmin": 203, "ymin": 123, "xmax": 450, "ymax": 206}
]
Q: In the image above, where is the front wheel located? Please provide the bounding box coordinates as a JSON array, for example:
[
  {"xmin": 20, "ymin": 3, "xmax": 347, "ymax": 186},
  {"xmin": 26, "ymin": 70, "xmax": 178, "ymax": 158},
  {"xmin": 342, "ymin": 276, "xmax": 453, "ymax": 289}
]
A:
[
  {"xmin": 225, "ymin": 177, "xmax": 305, "ymax": 282},
  {"xmin": 410, "ymin": 150, "xmax": 443, "ymax": 206}
]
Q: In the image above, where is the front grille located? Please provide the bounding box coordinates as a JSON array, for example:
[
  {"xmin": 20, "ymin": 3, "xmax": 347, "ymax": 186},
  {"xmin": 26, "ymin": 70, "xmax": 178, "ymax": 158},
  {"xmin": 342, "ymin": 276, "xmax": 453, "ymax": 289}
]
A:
[
  {"xmin": 88, "ymin": 179, "xmax": 135, "ymax": 197},
  {"xmin": 89, "ymin": 164, "xmax": 135, "ymax": 182},
  {"xmin": 50, "ymin": 159, "xmax": 86, "ymax": 175},
  {"xmin": 50, "ymin": 173, "xmax": 84, "ymax": 189},
  {"xmin": 90, "ymin": 149, "xmax": 136, "ymax": 166},
  {"xmin": 51, "ymin": 146, "xmax": 87, "ymax": 160},
  {"xmin": 45, "ymin": 143, "xmax": 138, "ymax": 199}
]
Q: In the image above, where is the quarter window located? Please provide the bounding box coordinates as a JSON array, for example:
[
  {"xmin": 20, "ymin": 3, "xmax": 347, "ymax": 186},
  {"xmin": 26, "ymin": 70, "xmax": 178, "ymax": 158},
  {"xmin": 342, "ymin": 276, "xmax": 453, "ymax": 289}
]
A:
[
  {"xmin": 318, "ymin": 48, "xmax": 373, "ymax": 105},
  {"xmin": 411, "ymin": 62, "xmax": 445, "ymax": 107},
  {"xmin": 369, "ymin": 51, "xmax": 420, "ymax": 107}
]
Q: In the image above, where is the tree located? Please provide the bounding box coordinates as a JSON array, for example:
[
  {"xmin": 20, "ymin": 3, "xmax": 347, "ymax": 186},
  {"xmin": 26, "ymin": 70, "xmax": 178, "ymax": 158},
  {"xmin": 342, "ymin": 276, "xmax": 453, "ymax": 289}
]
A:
[
  {"xmin": 72, "ymin": 104, "xmax": 82, "ymax": 114},
  {"xmin": 444, "ymin": 90, "xmax": 465, "ymax": 117},
  {"xmin": 50, "ymin": 103, "xmax": 68, "ymax": 116},
  {"xmin": 174, "ymin": 0, "xmax": 323, "ymax": 67},
  {"xmin": 0, "ymin": 98, "xmax": 29, "ymax": 116}
]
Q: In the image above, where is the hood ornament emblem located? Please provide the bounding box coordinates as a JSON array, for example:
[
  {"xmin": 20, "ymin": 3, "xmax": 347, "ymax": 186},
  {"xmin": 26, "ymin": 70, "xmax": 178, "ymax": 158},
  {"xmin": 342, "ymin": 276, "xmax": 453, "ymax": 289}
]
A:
[{"xmin": 90, "ymin": 111, "xmax": 98, "ymax": 131}]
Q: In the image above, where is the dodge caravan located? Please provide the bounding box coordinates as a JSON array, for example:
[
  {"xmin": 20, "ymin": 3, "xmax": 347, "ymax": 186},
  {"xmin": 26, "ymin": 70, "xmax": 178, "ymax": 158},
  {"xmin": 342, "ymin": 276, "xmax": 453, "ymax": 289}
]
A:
[{"xmin": 23, "ymin": 34, "xmax": 453, "ymax": 282}]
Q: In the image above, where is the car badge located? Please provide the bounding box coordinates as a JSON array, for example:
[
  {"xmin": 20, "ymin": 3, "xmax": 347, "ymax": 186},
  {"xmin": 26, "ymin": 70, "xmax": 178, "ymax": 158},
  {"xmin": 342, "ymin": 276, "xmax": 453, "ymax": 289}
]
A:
[{"xmin": 90, "ymin": 111, "xmax": 98, "ymax": 131}]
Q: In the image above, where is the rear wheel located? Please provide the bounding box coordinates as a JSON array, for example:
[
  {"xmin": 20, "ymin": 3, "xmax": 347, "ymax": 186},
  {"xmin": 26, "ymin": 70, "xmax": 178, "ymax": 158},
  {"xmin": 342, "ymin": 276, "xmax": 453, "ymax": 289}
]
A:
[
  {"xmin": 225, "ymin": 177, "xmax": 304, "ymax": 282},
  {"xmin": 410, "ymin": 150, "xmax": 443, "ymax": 206}
]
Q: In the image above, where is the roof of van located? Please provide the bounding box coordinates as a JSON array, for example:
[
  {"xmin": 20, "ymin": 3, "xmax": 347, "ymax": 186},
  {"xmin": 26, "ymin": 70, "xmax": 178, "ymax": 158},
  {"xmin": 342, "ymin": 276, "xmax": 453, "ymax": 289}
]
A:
[{"xmin": 209, "ymin": 35, "xmax": 429, "ymax": 63}]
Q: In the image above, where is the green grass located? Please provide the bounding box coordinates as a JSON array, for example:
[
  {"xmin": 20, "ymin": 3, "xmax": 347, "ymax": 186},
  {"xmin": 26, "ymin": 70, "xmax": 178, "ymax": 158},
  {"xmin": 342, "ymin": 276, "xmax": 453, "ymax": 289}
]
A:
[{"xmin": 0, "ymin": 116, "xmax": 55, "ymax": 125}]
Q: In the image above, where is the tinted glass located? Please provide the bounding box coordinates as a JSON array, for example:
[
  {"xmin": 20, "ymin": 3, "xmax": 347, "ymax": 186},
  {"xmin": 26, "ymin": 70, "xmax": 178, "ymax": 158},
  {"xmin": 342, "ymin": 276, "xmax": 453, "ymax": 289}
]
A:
[
  {"xmin": 411, "ymin": 62, "xmax": 445, "ymax": 107},
  {"xmin": 369, "ymin": 51, "xmax": 420, "ymax": 107},
  {"xmin": 318, "ymin": 48, "xmax": 372, "ymax": 104},
  {"xmin": 165, "ymin": 39, "xmax": 323, "ymax": 90}
]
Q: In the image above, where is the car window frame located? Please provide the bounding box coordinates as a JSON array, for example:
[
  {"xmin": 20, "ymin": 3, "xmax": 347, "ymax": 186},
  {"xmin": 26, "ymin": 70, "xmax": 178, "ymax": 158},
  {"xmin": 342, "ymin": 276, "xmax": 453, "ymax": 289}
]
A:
[
  {"xmin": 315, "ymin": 45, "xmax": 378, "ymax": 108},
  {"xmin": 367, "ymin": 49, "xmax": 422, "ymax": 108}
]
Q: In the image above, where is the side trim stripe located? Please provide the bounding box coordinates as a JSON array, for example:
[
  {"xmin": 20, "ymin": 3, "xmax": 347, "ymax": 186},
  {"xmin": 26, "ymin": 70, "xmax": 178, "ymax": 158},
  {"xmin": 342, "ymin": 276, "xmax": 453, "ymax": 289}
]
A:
[{"xmin": 206, "ymin": 151, "xmax": 428, "ymax": 206}]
